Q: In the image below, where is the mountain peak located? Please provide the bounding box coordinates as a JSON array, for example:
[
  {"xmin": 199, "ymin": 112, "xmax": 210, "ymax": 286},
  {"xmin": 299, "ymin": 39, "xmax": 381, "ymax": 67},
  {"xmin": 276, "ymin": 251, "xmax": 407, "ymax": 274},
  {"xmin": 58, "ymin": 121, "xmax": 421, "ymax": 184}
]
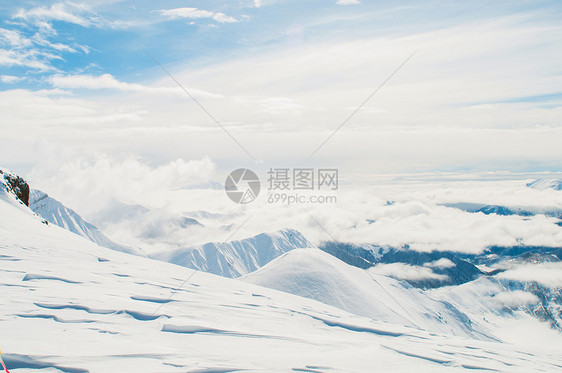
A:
[
  {"xmin": 29, "ymin": 188, "xmax": 145, "ymax": 256},
  {"xmin": 152, "ymin": 228, "xmax": 312, "ymax": 278},
  {"xmin": 243, "ymin": 248, "xmax": 490, "ymax": 339}
]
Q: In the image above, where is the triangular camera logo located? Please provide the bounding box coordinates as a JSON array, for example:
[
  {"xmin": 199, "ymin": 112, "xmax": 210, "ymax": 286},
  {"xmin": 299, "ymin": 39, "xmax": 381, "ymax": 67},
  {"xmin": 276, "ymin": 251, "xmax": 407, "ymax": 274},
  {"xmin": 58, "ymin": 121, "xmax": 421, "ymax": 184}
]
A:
[{"xmin": 225, "ymin": 168, "xmax": 261, "ymax": 204}]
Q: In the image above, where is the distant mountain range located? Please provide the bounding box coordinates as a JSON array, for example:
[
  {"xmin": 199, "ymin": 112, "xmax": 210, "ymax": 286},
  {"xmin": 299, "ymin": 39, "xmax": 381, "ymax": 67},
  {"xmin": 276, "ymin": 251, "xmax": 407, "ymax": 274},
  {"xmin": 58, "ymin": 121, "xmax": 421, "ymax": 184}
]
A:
[
  {"xmin": 442, "ymin": 202, "xmax": 562, "ymax": 219},
  {"xmin": 5, "ymin": 169, "xmax": 561, "ymax": 371},
  {"xmin": 319, "ymin": 242, "xmax": 483, "ymax": 289},
  {"xmin": 4, "ymin": 168, "xmax": 562, "ymax": 337},
  {"xmin": 527, "ymin": 179, "xmax": 562, "ymax": 190}
]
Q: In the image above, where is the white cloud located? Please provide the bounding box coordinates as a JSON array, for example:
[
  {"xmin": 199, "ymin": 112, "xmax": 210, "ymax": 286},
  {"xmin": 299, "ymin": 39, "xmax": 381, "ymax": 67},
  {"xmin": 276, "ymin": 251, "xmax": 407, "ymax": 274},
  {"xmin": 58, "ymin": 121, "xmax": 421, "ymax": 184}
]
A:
[
  {"xmin": 336, "ymin": 0, "xmax": 361, "ymax": 5},
  {"xmin": 0, "ymin": 7, "xmax": 93, "ymax": 72},
  {"xmin": 424, "ymin": 258, "xmax": 456, "ymax": 268},
  {"xmin": 12, "ymin": 2, "xmax": 127, "ymax": 31},
  {"xmin": 0, "ymin": 28, "xmax": 54, "ymax": 70},
  {"xmin": 368, "ymin": 263, "xmax": 448, "ymax": 281},
  {"xmin": 11, "ymin": 139, "xmax": 562, "ymax": 254},
  {"xmin": 47, "ymin": 73, "xmax": 223, "ymax": 98},
  {"xmin": 233, "ymin": 95, "xmax": 304, "ymax": 114},
  {"xmin": 27, "ymin": 153, "xmax": 216, "ymax": 218},
  {"xmin": 496, "ymin": 263, "xmax": 562, "ymax": 288},
  {"xmin": 3, "ymin": 11, "xmax": 562, "ymax": 237},
  {"xmin": 159, "ymin": 7, "xmax": 238, "ymax": 23},
  {"xmin": 0, "ymin": 48, "xmax": 53, "ymax": 71},
  {"xmin": 3, "ymin": 15, "xmax": 562, "ymax": 172},
  {"xmin": 14, "ymin": 3, "xmax": 95, "ymax": 28},
  {"xmin": 492, "ymin": 290, "xmax": 540, "ymax": 308},
  {"xmin": 31, "ymin": 33, "xmax": 84, "ymax": 54},
  {"xmin": 162, "ymin": 16, "xmax": 561, "ymax": 171},
  {"xmin": 0, "ymin": 28, "xmax": 32, "ymax": 48},
  {"xmin": 2, "ymin": 6, "xmax": 562, "ymax": 257},
  {"xmin": 48, "ymin": 73, "xmax": 144, "ymax": 90},
  {"xmin": 0, "ymin": 75, "xmax": 25, "ymax": 84}
]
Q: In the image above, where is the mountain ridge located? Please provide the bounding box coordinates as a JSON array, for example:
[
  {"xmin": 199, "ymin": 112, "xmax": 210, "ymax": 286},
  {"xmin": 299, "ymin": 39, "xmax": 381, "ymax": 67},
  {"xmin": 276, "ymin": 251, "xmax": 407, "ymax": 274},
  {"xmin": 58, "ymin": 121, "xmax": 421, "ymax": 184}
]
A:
[
  {"xmin": 29, "ymin": 189, "xmax": 145, "ymax": 256},
  {"xmin": 152, "ymin": 228, "xmax": 311, "ymax": 278}
]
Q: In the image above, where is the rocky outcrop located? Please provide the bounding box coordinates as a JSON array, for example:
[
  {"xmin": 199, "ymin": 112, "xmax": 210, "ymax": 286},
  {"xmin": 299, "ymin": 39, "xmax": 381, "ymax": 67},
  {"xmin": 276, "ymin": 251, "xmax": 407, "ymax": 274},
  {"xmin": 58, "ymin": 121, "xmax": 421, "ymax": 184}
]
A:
[{"xmin": 1, "ymin": 169, "xmax": 30, "ymax": 206}]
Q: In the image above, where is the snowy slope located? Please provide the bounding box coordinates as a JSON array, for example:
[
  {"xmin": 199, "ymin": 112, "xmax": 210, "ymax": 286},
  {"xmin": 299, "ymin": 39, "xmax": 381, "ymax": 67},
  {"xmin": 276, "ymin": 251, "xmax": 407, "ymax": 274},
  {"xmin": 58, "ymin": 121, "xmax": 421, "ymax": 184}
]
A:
[
  {"xmin": 2, "ymin": 178, "xmax": 562, "ymax": 371},
  {"xmin": 243, "ymin": 248, "xmax": 490, "ymax": 339},
  {"xmin": 152, "ymin": 228, "xmax": 311, "ymax": 278},
  {"xmin": 29, "ymin": 189, "xmax": 144, "ymax": 256}
]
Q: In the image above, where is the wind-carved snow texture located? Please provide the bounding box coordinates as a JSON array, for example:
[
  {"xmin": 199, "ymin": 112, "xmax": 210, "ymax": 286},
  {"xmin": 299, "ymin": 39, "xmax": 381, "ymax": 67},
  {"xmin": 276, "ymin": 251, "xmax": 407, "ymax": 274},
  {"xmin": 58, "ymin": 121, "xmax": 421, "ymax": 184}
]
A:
[{"xmin": 3, "ymin": 174, "xmax": 562, "ymax": 371}]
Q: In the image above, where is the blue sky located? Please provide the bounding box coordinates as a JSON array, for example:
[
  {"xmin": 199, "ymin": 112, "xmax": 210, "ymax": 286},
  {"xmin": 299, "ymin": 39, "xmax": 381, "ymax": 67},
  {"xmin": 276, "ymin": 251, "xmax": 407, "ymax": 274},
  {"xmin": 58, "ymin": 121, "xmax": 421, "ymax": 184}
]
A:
[
  {"xmin": 1, "ymin": 0, "xmax": 562, "ymax": 179},
  {"xmin": 2, "ymin": 0, "xmax": 561, "ymax": 89}
]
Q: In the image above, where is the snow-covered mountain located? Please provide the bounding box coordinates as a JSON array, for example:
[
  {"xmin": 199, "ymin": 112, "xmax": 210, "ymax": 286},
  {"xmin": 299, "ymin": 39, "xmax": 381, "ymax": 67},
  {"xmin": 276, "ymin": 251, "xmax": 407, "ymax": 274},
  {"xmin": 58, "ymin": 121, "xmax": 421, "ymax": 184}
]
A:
[
  {"xmin": 443, "ymin": 202, "xmax": 535, "ymax": 216},
  {"xmin": 527, "ymin": 179, "xmax": 562, "ymax": 190},
  {"xmin": 152, "ymin": 228, "xmax": 311, "ymax": 278},
  {"xmin": 243, "ymin": 248, "xmax": 490, "ymax": 339},
  {"xmin": 464, "ymin": 245, "xmax": 562, "ymax": 266},
  {"xmin": 434, "ymin": 245, "xmax": 562, "ymax": 330},
  {"xmin": 29, "ymin": 189, "xmax": 144, "ymax": 256},
  {"xmin": 500, "ymin": 278, "xmax": 562, "ymax": 329},
  {"xmin": 316, "ymin": 240, "xmax": 562, "ymax": 330},
  {"xmin": 6, "ymin": 173, "xmax": 560, "ymax": 371},
  {"xmin": 431, "ymin": 275, "xmax": 562, "ymax": 342}
]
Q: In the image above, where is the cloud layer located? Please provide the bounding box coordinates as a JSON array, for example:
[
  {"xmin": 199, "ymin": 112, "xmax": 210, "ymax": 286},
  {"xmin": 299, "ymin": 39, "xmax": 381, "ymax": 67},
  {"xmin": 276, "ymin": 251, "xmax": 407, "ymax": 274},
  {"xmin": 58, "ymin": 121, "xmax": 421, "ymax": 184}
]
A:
[
  {"xmin": 23, "ymin": 153, "xmax": 562, "ymax": 254},
  {"xmin": 497, "ymin": 263, "xmax": 562, "ymax": 288},
  {"xmin": 3, "ymin": 9, "xmax": 562, "ymax": 172},
  {"xmin": 369, "ymin": 263, "xmax": 448, "ymax": 282}
]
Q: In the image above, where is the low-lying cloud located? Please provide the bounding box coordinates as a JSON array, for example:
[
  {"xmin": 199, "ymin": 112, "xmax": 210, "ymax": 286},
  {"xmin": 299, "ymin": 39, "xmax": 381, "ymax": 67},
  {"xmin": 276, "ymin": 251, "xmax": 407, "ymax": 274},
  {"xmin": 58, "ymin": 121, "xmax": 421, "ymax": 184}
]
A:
[
  {"xmin": 23, "ymin": 154, "xmax": 562, "ymax": 256},
  {"xmin": 424, "ymin": 258, "xmax": 456, "ymax": 268},
  {"xmin": 496, "ymin": 263, "xmax": 562, "ymax": 288},
  {"xmin": 368, "ymin": 263, "xmax": 448, "ymax": 282},
  {"xmin": 27, "ymin": 153, "xmax": 216, "ymax": 219},
  {"xmin": 492, "ymin": 290, "xmax": 540, "ymax": 308}
]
